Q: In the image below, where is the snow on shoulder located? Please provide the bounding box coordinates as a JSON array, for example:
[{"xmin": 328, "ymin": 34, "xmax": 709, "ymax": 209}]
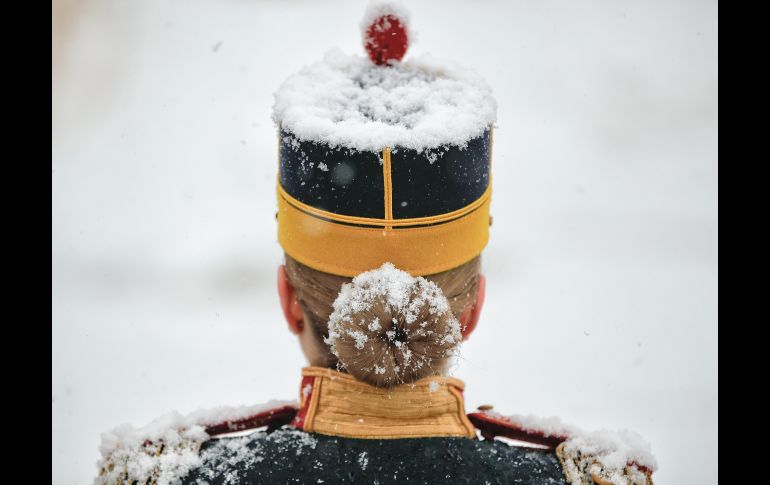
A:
[
  {"xmin": 95, "ymin": 400, "xmax": 296, "ymax": 485},
  {"xmin": 473, "ymin": 409, "xmax": 657, "ymax": 484},
  {"xmin": 558, "ymin": 429, "xmax": 658, "ymax": 485},
  {"xmin": 326, "ymin": 263, "xmax": 461, "ymax": 387},
  {"xmin": 272, "ymin": 49, "xmax": 497, "ymax": 153}
]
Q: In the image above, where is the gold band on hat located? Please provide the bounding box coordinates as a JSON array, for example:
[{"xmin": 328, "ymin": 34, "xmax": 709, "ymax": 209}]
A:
[{"xmin": 277, "ymin": 185, "xmax": 491, "ymax": 277}]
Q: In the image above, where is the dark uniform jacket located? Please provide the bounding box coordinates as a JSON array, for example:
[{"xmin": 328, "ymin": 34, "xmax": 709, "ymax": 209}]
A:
[
  {"xmin": 183, "ymin": 367, "xmax": 567, "ymax": 485},
  {"xmin": 98, "ymin": 367, "xmax": 654, "ymax": 485}
]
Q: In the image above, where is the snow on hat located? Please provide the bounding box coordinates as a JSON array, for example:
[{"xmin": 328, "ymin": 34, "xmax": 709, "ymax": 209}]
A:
[{"xmin": 273, "ymin": 0, "xmax": 497, "ymax": 277}]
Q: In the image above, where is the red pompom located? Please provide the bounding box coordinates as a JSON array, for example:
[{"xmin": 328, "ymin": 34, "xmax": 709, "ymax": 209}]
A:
[{"xmin": 364, "ymin": 15, "xmax": 409, "ymax": 66}]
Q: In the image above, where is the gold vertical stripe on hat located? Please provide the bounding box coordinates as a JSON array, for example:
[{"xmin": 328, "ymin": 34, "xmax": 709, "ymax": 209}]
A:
[{"xmin": 382, "ymin": 147, "xmax": 394, "ymax": 229}]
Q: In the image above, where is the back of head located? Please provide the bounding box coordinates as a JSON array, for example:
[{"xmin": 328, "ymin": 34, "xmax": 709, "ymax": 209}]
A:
[{"xmin": 284, "ymin": 255, "xmax": 480, "ymax": 387}]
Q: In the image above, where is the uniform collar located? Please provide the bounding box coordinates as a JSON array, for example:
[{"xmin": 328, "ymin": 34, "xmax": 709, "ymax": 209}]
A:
[{"xmin": 291, "ymin": 366, "xmax": 476, "ymax": 439}]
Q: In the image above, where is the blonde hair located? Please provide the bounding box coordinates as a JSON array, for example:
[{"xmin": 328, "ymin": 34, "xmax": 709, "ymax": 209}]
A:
[{"xmin": 284, "ymin": 254, "xmax": 481, "ymax": 387}]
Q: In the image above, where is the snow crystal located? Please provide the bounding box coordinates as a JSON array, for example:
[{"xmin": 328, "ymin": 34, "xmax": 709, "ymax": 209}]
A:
[
  {"xmin": 346, "ymin": 328, "xmax": 369, "ymax": 350},
  {"xmin": 95, "ymin": 400, "xmax": 296, "ymax": 485},
  {"xmin": 288, "ymin": 428, "xmax": 320, "ymax": 455},
  {"xmin": 272, "ymin": 49, "xmax": 497, "ymax": 153},
  {"xmin": 358, "ymin": 451, "xmax": 369, "ymax": 470},
  {"xmin": 428, "ymin": 380, "xmax": 440, "ymax": 393},
  {"xmin": 440, "ymin": 331, "xmax": 458, "ymax": 345},
  {"xmin": 368, "ymin": 317, "xmax": 381, "ymax": 331}
]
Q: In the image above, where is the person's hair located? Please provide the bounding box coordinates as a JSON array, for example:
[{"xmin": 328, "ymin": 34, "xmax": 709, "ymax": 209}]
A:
[{"xmin": 284, "ymin": 254, "xmax": 481, "ymax": 387}]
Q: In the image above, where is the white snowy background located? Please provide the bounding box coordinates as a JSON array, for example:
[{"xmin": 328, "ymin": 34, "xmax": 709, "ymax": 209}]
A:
[{"xmin": 52, "ymin": 0, "xmax": 717, "ymax": 484}]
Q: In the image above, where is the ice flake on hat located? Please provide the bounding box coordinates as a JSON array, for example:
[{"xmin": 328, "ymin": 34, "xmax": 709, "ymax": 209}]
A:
[{"xmin": 272, "ymin": 1, "xmax": 496, "ymax": 153}]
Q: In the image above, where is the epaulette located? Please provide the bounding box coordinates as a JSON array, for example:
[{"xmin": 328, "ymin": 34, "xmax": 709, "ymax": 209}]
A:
[
  {"xmin": 97, "ymin": 401, "xmax": 298, "ymax": 485},
  {"xmin": 467, "ymin": 406, "xmax": 570, "ymax": 449},
  {"xmin": 467, "ymin": 407, "xmax": 656, "ymax": 485},
  {"xmin": 204, "ymin": 403, "xmax": 297, "ymax": 436}
]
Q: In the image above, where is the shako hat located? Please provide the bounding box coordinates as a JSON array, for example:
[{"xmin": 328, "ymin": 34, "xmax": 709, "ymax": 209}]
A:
[{"xmin": 273, "ymin": 1, "xmax": 497, "ymax": 277}]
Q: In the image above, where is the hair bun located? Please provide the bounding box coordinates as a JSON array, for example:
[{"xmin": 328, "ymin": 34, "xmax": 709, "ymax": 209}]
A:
[{"xmin": 325, "ymin": 263, "xmax": 461, "ymax": 387}]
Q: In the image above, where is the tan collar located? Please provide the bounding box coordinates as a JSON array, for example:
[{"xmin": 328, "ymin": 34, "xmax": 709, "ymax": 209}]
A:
[{"xmin": 292, "ymin": 366, "xmax": 476, "ymax": 440}]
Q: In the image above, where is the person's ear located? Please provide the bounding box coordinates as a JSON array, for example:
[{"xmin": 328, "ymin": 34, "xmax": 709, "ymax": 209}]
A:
[
  {"xmin": 459, "ymin": 274, "xmax": 486, "ymax": 340},
  {"xmin": 277, "ymin": 265, "xmax": 304, "ymax": 335}
]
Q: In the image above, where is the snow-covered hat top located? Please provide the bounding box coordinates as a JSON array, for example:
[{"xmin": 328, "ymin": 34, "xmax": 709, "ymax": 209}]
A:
[
  {"xmin": 272, "ymin": 50, "xmax": 497, "ymax": 154},
  {"xmin": 273, "ymin": 1, "xmax": 497, "ymax": 277}
]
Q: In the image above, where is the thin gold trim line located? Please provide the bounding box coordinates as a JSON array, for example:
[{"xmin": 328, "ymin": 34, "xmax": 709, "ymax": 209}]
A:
[
  {"xmin": 303, "ymin": 376, "xmax": 322, "ymax": 433},
  {"xmin": 277, "ymin": 182, "xmax": 491, "ymax": 228},
  {"xmin": 382, "ymin": 147, "xmax": 394, "ymax": 229}
]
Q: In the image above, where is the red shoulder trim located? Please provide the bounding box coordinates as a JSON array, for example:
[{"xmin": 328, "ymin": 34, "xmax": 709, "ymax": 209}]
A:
[
  {"xmin": 470, "ymin": 412, "xmax": 654, "ymax": 476},
  {"xmin": 205, "ymin": 404, "xmax": 298, "ymax": 437},
  {"xmin": 467, "ymin": 412, "xmax": 569, "ymax": 449},
  {"xmin": 629, "ymin": 461, "xmax": 655, "ymax": 476},
  {"xmin": 291, "ymin": 375, "xmax": 316, "ymax": 430}
]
